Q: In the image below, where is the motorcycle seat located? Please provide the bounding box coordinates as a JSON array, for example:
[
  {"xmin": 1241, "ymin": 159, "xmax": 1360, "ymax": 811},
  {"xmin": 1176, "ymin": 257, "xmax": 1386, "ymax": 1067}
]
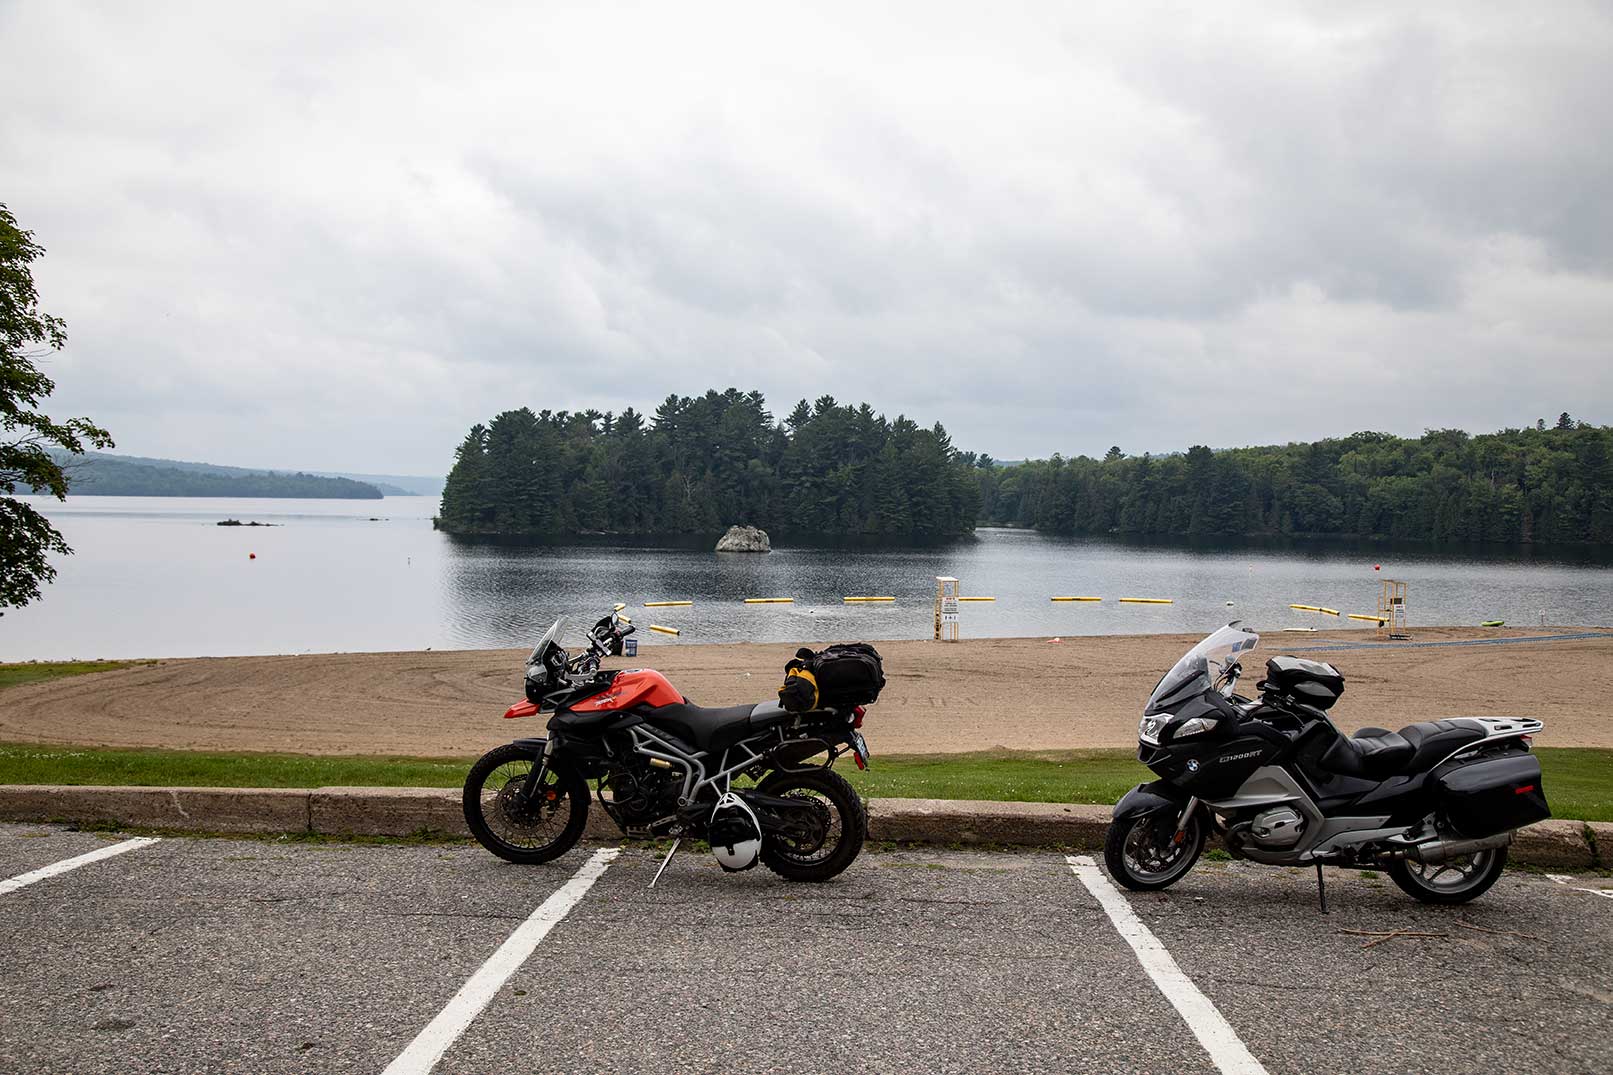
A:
[
  {"xmin": 1325, "ymin": 719, "xmax": 1493, "ymax": 778},
  {"xmin": 1394, "ymin": 718, "xmax": 1492, "ymax": 772},
  {"xmin": 644, "ymin": 701, "xmax": 779, "ymax": 754},
  {"xmin": 1321, "ymin": 727, "xmax": 1414, "ymax": 778}
]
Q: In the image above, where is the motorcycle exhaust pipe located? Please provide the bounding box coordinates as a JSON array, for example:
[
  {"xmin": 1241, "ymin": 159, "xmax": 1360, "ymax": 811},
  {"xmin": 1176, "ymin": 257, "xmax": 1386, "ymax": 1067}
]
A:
[{"xmin": 1396, "ymin": 831, "xmax": 1512, "ymax": 865}]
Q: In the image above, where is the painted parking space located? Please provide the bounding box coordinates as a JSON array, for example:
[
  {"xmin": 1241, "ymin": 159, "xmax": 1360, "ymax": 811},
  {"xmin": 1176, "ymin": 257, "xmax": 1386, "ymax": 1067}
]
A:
[
  {"xmin": 0, "ymin": 835, "xmax": 159, "ymax": 896},
  {"xmin": 0, "ymin": 822, "xmax": 137, "ymax": 881},
  {"xmin": 0, "ymin": 828, "xmax": 603, "ymax": 1075},
  {"xmin": 431, "ymin": 847, "xmax": 1216, "ymax": 1075},
  {"xmin": 1100, "ymin": 860, "xmax": 1613, "ymax": 1075},
  {"xmin": 2, "ymin": 823, "xmax": 1607, "ymax": 1075}
]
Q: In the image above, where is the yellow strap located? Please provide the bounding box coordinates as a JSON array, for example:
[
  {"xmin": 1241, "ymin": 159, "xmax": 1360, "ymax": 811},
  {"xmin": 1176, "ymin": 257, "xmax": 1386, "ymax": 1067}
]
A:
[{"xmin": 779, "ymin": 667, "xmax": 819, "ymax": 709}]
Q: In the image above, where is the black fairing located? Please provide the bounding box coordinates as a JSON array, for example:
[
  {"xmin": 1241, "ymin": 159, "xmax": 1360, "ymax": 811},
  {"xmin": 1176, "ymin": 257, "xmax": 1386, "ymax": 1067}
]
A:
[
  {"xmin": 1113, "ymin": 780, "xmax": 1189, "ymax": 820},
  {"xmin": 1137, "ymin": 690, "xmax": 1290, "ymax": 798}
]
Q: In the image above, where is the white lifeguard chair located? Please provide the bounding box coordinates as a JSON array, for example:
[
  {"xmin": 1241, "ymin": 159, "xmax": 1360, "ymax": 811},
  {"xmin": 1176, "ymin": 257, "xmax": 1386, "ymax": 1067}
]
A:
[
  {"xmin": 934, "ymin": 577, "xmax": 960, "ymax": 641},
  {"xmin": 1378, "ymin": 579, "xmax": 1408, "ymax": 639}
]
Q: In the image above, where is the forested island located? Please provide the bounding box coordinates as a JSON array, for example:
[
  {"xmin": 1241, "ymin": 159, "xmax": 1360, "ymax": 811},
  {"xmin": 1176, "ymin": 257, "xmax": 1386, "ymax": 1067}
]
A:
[
  {"xmin": 51, "ymin": 452, "xmax": 384, "ymax": 499},
  {"xmin": 436, "ymin": 390, "xmax": 980, "ymax": 542},
  {"xmin": 981, "ymin": 415, "xmax": 1613, "ymax": 544},
  {"xmin": 438, "ymin": 394, "xmax": 1610, "ymax": 545}
]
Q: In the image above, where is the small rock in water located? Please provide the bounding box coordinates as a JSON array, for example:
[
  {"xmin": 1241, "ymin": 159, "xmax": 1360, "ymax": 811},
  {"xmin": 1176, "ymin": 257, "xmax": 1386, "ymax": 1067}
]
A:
[{"xmin": 715, "ymin": 524, "xmax": 771, "ymax": 553}]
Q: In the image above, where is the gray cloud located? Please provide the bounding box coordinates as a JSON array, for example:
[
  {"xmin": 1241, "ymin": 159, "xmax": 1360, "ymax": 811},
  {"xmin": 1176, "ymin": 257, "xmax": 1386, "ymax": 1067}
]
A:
[{"xmin": 2, "ymin": 1, "xmax": 1609, "ymax": 474}]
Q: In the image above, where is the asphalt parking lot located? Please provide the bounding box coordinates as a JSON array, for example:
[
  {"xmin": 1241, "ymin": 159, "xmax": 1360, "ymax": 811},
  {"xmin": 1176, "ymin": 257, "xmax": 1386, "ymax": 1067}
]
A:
[{"xmin": 1, "ymin": 822, "xmax": 1608, "ymax": 1075}]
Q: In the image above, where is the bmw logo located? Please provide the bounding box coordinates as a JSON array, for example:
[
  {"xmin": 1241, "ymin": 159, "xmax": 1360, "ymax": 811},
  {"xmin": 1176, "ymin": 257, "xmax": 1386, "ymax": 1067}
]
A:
[{"xmin": 1186, "ymin": 759, "xmax": 1201, "ymax": 773}]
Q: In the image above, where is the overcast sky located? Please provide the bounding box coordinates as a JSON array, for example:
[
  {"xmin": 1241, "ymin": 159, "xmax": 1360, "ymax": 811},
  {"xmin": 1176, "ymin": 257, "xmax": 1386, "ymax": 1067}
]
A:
[{"xmin": 3, "ymin": 2, "xmax": 1610, "ymax": 476}]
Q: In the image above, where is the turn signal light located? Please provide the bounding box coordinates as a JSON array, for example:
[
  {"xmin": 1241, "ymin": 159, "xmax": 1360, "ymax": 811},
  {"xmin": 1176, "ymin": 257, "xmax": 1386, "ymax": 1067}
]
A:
[
  {"xmin": 1514, "ymin": 784, "xmax": 1537, "ymax": 795},
  {"xmin": 853, "ymin": 706, "xmax": 866, "ymax": 728}
]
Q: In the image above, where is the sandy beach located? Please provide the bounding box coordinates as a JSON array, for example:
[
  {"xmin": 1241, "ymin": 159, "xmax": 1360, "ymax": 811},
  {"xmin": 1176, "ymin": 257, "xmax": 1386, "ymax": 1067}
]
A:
[{"xmin": 3, "ymin": 627, "xmax": 1610, "ymax": 756}]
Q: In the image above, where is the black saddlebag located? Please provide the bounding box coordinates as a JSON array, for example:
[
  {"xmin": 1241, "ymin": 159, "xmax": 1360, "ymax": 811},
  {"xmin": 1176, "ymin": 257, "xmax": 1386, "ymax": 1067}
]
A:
[
  {"xmin": 785, "ymin": 643, "xmax": 884, "ymax": 709},
  {"xmin": 1436, "ymin": 752, "xmax": 1550, "ymax": 839},
  {"xmin": 1262, "ymin": 655, "xmax": 1345, "ymax": 710}
]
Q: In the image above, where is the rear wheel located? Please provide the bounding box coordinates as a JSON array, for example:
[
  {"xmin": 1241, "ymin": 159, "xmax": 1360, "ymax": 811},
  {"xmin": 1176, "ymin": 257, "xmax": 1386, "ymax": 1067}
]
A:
[
  {"xmin": 463, "ymin": 744, "xmax": 589, "ymax": 864},
  {"xmin": 1104, "ymin": 811, "xmax": 1206, "ymax": 891},
  {"xmin": 756, "ymin": 769, "xmax": 867, "ymax": 882},
  {"xmin": 1387, "ymin": 847, "xmax": 1507, "ymax": 904}
]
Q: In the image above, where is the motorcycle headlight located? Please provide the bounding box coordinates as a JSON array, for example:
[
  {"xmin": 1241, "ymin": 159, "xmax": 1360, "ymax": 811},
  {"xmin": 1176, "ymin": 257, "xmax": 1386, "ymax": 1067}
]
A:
[
  {"xmin": 1138, "ymin": 716, "xmax": 1165, "ymax": 745},
  {"xmin": 1174, "ymin": 716, "xmax": 1219, "ymax": 739}
]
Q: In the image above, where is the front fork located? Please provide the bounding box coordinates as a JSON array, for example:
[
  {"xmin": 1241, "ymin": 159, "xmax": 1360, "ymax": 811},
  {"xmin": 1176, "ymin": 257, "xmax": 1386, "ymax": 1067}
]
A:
[
  {"xmin": 1172, "ymin": 796, "xmax": 1200, "ymax": 845},
  {"xmin": 517, "ymin": 738, "xmax": 557, "ymax": 804}
]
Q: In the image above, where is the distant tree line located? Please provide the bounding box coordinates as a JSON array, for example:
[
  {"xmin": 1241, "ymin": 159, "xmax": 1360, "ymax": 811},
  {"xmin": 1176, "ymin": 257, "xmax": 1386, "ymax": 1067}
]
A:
[
  {"xmin": 440, "ymin": 394, "xmax": 1611, "ymax": 546},
  {"xmin": 978, "ymin": 415, "xmax": 1613, "ymax": 544},
  {"xmin": 435, "ymin": 389, "xmax": 980, "ymax": 542},
  {"xmin": 53, "ymin": 455, "xmax": 384, "ymax": 499}
]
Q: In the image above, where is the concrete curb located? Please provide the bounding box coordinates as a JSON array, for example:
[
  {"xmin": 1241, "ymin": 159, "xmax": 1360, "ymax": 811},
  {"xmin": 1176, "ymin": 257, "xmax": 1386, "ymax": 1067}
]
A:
[{"xmin": 0, "ymin": 785, "xmax": 1603, "ymax": 869}]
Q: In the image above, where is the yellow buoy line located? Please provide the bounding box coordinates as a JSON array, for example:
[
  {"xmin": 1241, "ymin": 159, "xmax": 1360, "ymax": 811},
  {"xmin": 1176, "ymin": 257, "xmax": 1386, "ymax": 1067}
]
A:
[
  {"xmin": 1290, "ymin": 604, "xmax": 1341, "ymax": 616},
  {"xmin": 623, "ymin": 598, "xmax": 1390, "ymax": 622}
]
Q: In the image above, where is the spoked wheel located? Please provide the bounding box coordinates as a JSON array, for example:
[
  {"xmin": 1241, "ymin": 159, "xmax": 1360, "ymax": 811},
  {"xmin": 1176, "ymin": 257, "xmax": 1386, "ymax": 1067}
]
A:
[
  {"xmin": 463, "ymin": 743, "xmax": 589, "ymax": 864},
  {"xmin": 756, "ymin": 769, "xmax": 867, "ymax": 882},
  {"xmin": 1387, "ymin": 847, "xmax": 1507, "ymax": 904},
  {"xmin": 1104, "ymin": 811, "xmax": 1206, "ymax": 892}
]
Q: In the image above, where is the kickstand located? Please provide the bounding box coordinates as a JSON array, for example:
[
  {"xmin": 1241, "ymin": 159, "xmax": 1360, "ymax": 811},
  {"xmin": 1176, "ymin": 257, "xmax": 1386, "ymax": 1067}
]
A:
[
  {"xmin": 1315, "ymin": 863, "xmax": 1329, "ymax": 915},
  {"xmin": 648, "ymin": 837, "xmax": 681, "ymax": 889}
]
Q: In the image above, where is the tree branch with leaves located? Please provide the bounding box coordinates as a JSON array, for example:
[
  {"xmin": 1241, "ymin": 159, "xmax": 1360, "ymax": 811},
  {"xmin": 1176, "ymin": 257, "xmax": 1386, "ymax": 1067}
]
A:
[{"xmin": 0, "ymin": 202, "xmax": 112, "ymax": 612}]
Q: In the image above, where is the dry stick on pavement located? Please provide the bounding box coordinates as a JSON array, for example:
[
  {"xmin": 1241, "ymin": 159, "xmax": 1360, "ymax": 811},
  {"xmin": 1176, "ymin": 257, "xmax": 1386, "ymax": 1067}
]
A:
[
  {"xmin": 1335, "ymin": 927, "xmax": 1449, "ymax": 949},
  {"xmin": 1455, "ymin": 920, "xmax": 1544, "ymax": 942}
]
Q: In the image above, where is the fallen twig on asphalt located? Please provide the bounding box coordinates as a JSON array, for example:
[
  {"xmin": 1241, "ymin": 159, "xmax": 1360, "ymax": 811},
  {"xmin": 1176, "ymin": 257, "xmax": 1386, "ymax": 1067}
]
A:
[
  {"xmin": 1335, "ymin": 927, "xmax": 1448, "ymax": 949},
  {"xmin": 1455, "ymin": 920, "xmax": 1543, "ymax": 942}
]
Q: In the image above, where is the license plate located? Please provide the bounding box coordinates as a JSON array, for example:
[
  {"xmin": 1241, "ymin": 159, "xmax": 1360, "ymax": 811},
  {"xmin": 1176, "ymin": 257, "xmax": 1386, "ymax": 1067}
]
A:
[{"xmin": 849, "ymin": 731, "xmax": 870, "ymax": 770}]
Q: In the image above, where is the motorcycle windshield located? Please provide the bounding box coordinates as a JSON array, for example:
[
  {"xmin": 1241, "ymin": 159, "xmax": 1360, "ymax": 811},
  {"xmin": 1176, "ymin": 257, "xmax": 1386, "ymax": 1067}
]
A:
[
  {"xmin": 527, "ymin": 618, "xmax": 565, "ymax": 665},
  {"xmin": 1146, "ymin": 624, "xmax": 1259, "ymax": 711}
]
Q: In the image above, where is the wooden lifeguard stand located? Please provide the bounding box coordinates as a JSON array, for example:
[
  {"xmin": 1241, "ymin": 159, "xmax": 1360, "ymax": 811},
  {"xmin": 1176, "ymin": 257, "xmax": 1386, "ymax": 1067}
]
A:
[
  {"xmin": 934, "ymin": 577, "xmax": 960, "ymax": 641},
  {"xmin": 1378, "ymin": 579, "xmax": 1409, "ymax": 639}
]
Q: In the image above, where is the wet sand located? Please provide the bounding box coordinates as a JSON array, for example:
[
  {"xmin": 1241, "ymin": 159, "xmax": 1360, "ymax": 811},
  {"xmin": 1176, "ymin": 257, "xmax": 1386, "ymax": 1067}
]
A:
[{"xmin": 3, "ymin": 627, "xmax": 1610, "ymax": 757}]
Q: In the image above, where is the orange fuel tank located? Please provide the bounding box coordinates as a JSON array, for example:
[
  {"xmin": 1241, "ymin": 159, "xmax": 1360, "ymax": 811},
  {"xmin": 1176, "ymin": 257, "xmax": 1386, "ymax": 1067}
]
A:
[{"xmin": 566, "ymin": 668, "xmax": 684, "ymax": 712}]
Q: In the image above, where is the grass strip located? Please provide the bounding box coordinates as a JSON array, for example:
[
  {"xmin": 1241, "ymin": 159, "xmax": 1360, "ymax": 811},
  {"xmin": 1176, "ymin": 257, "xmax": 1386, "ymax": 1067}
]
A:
[
  {"xmin": 0, "ymin": 743, "xmax": 1607, "ymax": 821},
  {"xmin": 0, "ymin": 661, "xmax": 148, "ymax": 690}
]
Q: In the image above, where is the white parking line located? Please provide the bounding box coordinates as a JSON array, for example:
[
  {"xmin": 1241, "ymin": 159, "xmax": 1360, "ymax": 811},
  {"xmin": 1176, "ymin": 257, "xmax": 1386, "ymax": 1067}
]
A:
[
  {"xmin": 381, "ymin": 847, "xmax": 620, "ymax": 1075},
  {"xmin": 0, "ymin": 836, "xmax": 161, "ymax": 896},
  {"xmin": 1545, "ymin": 873, "xmax": 1613, "ymax": 900},
  {"xmin": 1067, "ymin": 855, "xmax": 1269, "ymax": 1075}
]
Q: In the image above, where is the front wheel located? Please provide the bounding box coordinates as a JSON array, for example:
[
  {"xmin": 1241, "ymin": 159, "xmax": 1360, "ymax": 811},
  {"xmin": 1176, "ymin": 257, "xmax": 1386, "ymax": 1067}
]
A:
[
  {"xmin": 756, "ymin": 769, "xmax": 867, "ymax": 882},
  {"xmin": 1104, "ymin": 810, "xmax": 1206, "ymax": 891},
  {"xmin": 463, "ymin": 743, "xmax": 589, "ymax": 864},
  {"xmin": 1387, "ymin": 847, "xmax": 1507, "ymax": 904}
]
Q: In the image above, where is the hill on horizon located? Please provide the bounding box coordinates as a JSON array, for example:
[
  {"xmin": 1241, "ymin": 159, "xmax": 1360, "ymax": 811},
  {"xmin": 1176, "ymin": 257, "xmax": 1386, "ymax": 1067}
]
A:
[
  {"xmin": 44, "ymin": 451, "xmax": 398, "ymax": 500},
  {"xmin": 46, "ymin": 451, "xmax": 443, "ymax": 497}
]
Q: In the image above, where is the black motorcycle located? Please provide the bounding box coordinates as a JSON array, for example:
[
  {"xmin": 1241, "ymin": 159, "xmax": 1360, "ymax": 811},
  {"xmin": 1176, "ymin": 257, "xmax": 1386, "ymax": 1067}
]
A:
[
  {"xmin": 1107, "ymin": 624, "xmax": 1550, "ymax": 905},
  {"xmin": 463, "ymin": 608, "xmax": 876, "ymax": 883}
]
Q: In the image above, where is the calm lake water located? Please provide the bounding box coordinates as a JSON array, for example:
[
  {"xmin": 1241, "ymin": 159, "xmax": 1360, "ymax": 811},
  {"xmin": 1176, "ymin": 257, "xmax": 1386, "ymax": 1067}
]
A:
[{"xmin": 5, "ymin": 495, "xmax": 1612, "ymax": 660}]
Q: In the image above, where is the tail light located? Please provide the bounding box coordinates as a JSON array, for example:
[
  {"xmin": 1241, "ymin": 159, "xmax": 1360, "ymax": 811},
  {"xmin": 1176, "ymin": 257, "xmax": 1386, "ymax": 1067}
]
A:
[{"xmin": 853, "ymin": 706, "xmax": 865, "ymax": 728}]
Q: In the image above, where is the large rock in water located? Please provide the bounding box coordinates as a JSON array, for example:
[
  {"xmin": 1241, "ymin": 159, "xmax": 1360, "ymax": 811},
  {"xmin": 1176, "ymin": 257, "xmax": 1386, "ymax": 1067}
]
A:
[{"xmin": 715, "ymin": 525, "xmax": 771, "ymax": 553}]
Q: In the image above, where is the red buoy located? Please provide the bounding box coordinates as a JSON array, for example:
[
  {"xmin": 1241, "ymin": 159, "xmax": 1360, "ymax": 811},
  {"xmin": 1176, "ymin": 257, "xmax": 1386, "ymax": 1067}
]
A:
[
  {"xmin": 1373, "ymin": 564, "xmax": 1380, "ymax": 571},
  {"xmin": 249, "ymin": 553, "xmax": 257, "ymax": 560}
]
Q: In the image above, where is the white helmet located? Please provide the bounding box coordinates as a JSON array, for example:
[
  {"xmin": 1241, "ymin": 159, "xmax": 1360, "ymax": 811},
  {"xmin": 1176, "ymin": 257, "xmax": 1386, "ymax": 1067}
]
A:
[{"xmin": 708, "ymin": 792, "xmax": 762, "ymax": 872}]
